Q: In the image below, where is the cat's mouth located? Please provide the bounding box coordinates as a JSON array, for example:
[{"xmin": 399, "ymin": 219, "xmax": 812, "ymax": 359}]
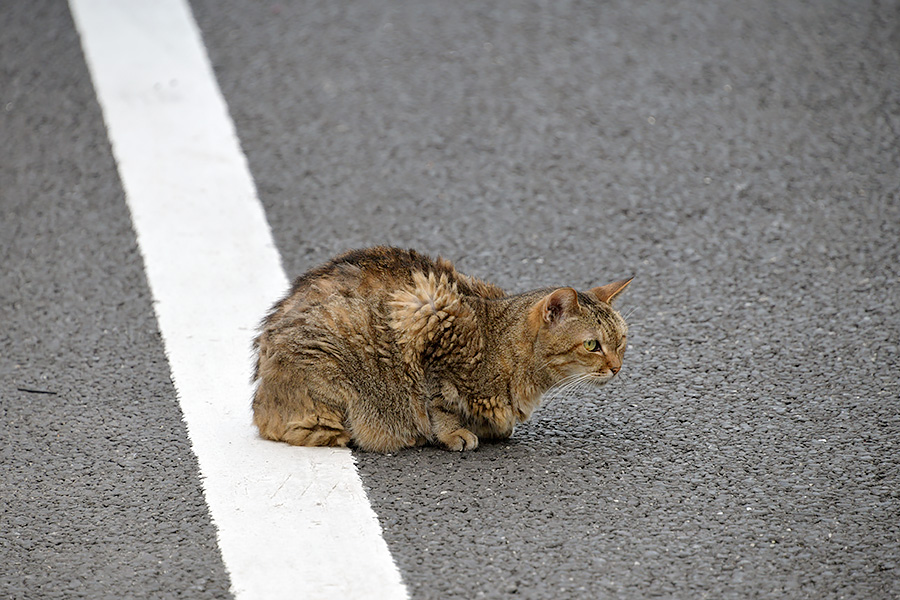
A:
[
  {"xmin": 592, "ymin": 369, "xmax": 620, "ymax": 385},
  {"xmin": 577, "ymin": 371, "xmax": 616, "ymax": 388}
]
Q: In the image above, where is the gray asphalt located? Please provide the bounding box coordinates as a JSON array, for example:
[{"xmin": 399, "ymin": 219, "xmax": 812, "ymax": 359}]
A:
[
  {"xmin": 1, "ymin": 2, "xmax": 230, "ymax": 599},
  {"xmin": 3, "ymin": 0, "xmax": 899, "ymax": 598}
]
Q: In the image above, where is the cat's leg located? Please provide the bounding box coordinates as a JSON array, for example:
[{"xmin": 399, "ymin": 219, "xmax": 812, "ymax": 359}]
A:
[
  {"xmin": 470, "ymin": 419, "xmax": 515, "ymax": 441},
  {"xmin": 348, "ymin": 413, "xmax": 426, "ymax": 453},
  {"xmin": 428, "ymin": 383, "xmax": 478, "ymax": 451},
  {"xmin": 468, "ymin": 400, "xmax": 517, "ymax": 442},
  {"xmin": 343, "ymin": 383, "xmax": 428, "ymax": 452}
]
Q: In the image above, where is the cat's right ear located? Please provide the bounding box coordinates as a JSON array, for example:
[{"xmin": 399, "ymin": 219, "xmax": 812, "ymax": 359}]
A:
[
  {"xmin": 538, "ymin": 287, "xmax": 580, "ymax": 325},
  {"xmin": 590, "ymin": 277, "xmax": 633, "ymax": 304}
]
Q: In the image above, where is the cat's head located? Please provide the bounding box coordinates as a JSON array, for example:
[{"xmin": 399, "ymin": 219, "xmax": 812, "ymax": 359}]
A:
[{"xmin": 528, "ymin": 278, "xmax": 632, "ymax": 387}]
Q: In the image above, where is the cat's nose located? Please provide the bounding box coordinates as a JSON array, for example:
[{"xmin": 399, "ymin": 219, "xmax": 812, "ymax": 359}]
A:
[{"xmin": 606, "ymin": 353, "xmax": 621, "ymax": 375}]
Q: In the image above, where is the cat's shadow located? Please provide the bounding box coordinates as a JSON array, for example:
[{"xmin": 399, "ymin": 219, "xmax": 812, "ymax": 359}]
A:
[{"xmin": 355, "ymin": 396, "xmax": 655, "ymax": 486}]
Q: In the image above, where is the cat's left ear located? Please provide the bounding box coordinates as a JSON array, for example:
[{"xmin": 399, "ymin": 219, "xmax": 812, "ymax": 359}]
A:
[
  {"xmin": 539, "ymin": 287, "xmax": 580, "ymax": 325},
  {"xmin": 590, "ymin": 277, "xmax": 633, "ymax": 304}
]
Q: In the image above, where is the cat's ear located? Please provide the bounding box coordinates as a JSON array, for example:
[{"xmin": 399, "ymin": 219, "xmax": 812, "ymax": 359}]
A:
[
  {"xmin": 539, "ymin": 287, "xmax": 580, "ymax": 325},
  {"xmin": 590, "ymin": 277, "xmax": 633, "ymax": 304}
]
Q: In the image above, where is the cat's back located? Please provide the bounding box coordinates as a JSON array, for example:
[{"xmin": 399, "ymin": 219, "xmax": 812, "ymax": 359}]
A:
[{"xmin": 265, "ymin": 246, "xmax": 504, "ymax": 326}]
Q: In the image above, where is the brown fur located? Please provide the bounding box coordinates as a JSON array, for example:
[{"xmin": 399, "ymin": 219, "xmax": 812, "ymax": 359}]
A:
[{"xmin": 252, "ymin": 246, "xmax": 631, "ymax": 452}]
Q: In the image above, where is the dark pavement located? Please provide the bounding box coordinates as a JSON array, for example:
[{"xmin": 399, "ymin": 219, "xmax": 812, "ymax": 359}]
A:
[{"xmin": 2, "ymin": 0, "xmax": 899, "ymax": 598}]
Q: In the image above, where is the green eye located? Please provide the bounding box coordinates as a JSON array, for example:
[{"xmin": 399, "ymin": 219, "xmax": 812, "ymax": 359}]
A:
[{"xmin": 584, "ymin": 339, "xmax": 600, "ymax": 352}]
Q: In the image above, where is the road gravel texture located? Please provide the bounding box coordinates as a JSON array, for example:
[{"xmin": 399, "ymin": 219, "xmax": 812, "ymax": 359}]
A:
[
  {"xmin": 2, "ymin": 0, "xmax": 898, "ymax": 598},
  {"xmin": 192, "ymin": 0, "xmax": 899, "ymax": 597},
  {"xmin": 1, "ymin": 3, "xmax": 230, "ymax": 598}
]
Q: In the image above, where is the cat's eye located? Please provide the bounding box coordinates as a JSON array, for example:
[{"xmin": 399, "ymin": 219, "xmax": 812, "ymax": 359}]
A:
[{"xmin": 583, "ymin": 339, "xmax": 601, "ymax": 352}]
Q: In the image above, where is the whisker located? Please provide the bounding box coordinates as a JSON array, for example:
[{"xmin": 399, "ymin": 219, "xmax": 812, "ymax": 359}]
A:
[
  {"xmin": 533, "ymin": 359, "xmax": 553, "ymax": 373},
  {"xmin": 560, "ymin": 378, "xmax": 599, "ymax": 403},
  {"xmin": 562, "ymin": 381, "xmax": 591, "ymax": 402},
  {"xmin": 542, "ymin": 377, "xmax": 578, "ymax": 403},
  {"xmin": 543, "ymin": 373, "xmax": 596, "ymax": 404},
  {"xmin": 547, "ymin": 372, "xmax": 586, "ymax": 389}
]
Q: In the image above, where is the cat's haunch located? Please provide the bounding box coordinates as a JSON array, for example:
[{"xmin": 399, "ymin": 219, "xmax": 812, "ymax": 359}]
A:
[{"xmin": 252, "ymin": 246, "xmax": 632, "ymax": 452}]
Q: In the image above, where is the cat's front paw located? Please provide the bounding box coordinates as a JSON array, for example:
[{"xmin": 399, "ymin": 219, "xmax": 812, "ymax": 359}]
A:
[{"xmin": 441, "ymin": 428, "xmax": 478, "ymax": 452}]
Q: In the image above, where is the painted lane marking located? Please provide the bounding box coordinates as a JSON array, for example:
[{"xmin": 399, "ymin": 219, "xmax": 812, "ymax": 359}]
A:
[{"xmin": 68, "ymin": 1, "xmax": 408, "ymax": 598}]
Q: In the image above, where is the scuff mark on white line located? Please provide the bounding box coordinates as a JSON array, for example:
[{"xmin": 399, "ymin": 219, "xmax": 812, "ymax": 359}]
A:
[
  {"xmin": 270, "ymin": 474, "xmax": 292, "ymax": 500},
  {"xmin": 68, "ymin": 1, "xmax": 408, "ymax": 598}
]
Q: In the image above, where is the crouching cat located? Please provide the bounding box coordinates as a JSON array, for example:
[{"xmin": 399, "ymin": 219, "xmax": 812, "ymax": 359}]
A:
[{"xmin": 252, "ymin": 246, "xmax": 631, "ymax": 452}]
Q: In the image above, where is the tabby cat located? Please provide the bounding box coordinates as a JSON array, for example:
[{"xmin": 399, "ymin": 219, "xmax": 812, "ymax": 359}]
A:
[{"xmin": 252, "ymin": 247, "xmax": 631, "ymax": 452}]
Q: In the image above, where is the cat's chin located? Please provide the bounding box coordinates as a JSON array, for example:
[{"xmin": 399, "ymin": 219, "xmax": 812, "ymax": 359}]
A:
[{"xmin": 590, "ymin": 372, "xmax": 617, "ymax": 386}]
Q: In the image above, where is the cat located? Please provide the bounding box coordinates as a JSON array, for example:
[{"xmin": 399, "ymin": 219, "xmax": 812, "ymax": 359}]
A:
[{"xmin": 252, "ymin": 246, "xmax": 632, "ymax": 452}]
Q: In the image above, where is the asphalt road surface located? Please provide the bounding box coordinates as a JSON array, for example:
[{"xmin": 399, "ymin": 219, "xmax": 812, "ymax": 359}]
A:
[{"xmin": 2, "ymin": 0, "xmax": 899, "ymax": 599}]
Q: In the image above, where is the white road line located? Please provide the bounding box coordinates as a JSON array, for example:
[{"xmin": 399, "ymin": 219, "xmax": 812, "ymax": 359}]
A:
[{"xmin": 68, "ymin": 1, "xmax": 408, "ymax": 598}]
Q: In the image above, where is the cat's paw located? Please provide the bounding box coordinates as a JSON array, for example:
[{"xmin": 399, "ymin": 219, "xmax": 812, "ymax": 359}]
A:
[{"xmin": 442, "ymin": 428, "xmax": 479, "ymax": 452}]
